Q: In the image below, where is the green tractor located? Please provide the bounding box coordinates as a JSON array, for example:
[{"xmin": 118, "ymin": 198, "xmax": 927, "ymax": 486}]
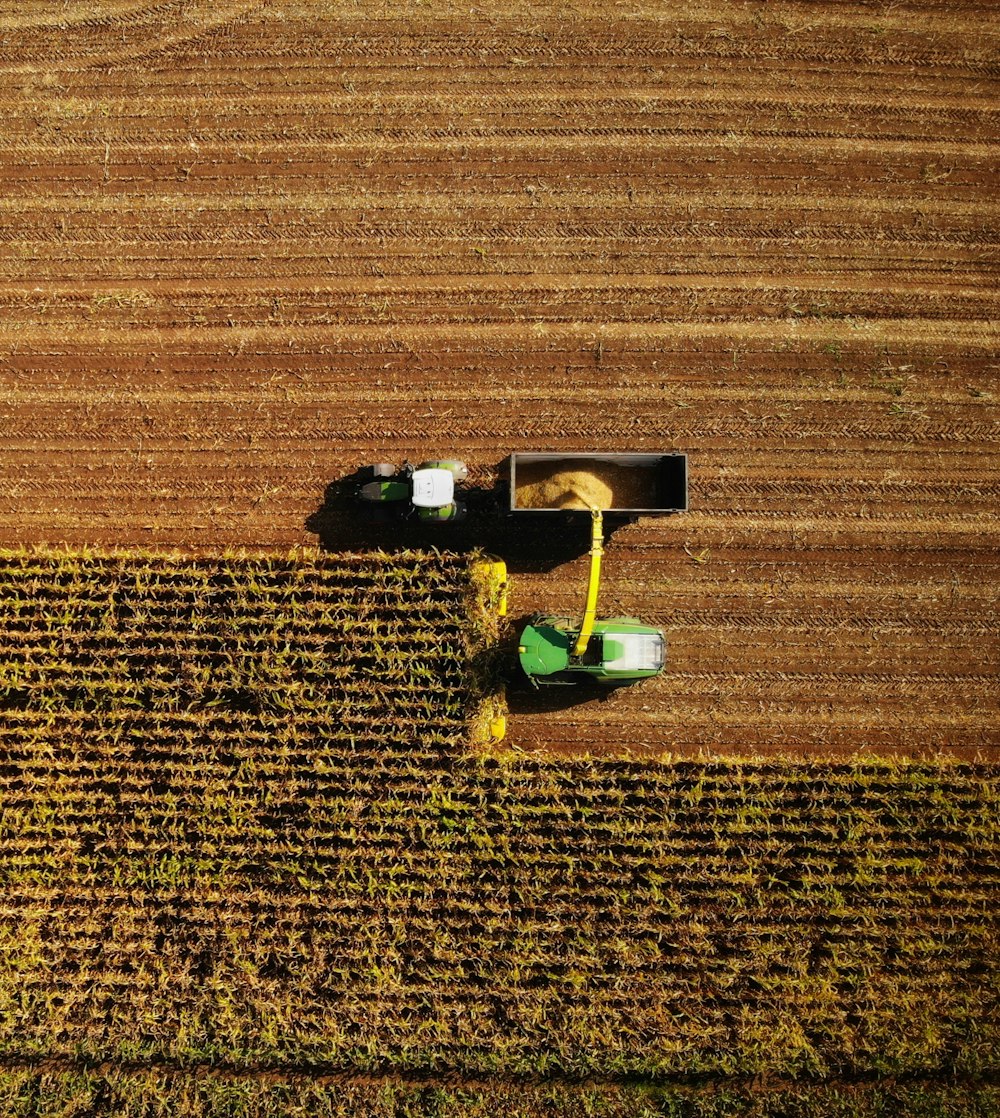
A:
[
  {"xmin": 517, "ymin": 510, "xmax": 666, "ymax": 687},
  {"xmin": 358, "ymin": 459, "xmax": 469, "ymax": 522}
]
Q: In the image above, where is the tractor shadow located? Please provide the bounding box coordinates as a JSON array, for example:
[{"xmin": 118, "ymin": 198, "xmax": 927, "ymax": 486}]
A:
[
  {"xmin": 504, "ymin": 667, "xmax": 624, "ymax": 713},
  {"xmin": 506, "ymin": 683, "xmax": 619, "ymax": 714},
  {"xmin": 305, "ymin": 468, "xmax": 434, "ymax": 553},
  {"xmin": 305, "ymin": 467, "xmax": 635, "ymax": 574}
]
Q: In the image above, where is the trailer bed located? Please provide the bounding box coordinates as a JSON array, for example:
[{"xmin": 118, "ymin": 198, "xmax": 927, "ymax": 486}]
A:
[{"xmin": 509, "ymin": 452, "xmax": 687, "ymax": 514}]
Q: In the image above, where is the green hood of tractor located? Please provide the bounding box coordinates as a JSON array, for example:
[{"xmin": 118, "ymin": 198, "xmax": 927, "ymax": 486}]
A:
[{"xmin": 518, "ymin": 621, "xmax": 572, "ymax": 677}]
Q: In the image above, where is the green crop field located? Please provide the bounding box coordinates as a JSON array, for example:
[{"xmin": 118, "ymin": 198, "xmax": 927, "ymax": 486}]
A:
[{"xmin": 0, "ymin": 549, "xmax": 998, "ymax": 1116}]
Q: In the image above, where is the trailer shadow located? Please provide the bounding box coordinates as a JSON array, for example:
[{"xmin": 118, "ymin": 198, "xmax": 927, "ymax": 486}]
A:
[{"xmin": 305, "ymin": 470, "xmax": 635, "ymax": 573}]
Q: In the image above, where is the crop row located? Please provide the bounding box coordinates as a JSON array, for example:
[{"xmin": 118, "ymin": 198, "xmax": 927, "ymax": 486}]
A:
[
  {"xmin": 1, "ymin": 725, "xmax": 998, "ymax": 1080},
  {"xmin": 0, "ymin": 547, "xmax": 478, "ymax": 731},
  {"xmin": 3, "ymin": 713, "xmax": 995, "ymax": 808}
]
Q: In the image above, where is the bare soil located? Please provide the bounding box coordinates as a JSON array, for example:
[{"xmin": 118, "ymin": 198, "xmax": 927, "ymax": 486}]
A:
[{"xmin": 0, "ymin": 0, "xmax": 997, "ymax": 758}]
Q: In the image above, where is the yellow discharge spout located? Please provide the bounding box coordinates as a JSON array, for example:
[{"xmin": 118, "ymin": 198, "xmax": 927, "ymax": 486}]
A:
[{"xmin": 572, "ymin": 509, "xmax": 604, "ymax": 658}]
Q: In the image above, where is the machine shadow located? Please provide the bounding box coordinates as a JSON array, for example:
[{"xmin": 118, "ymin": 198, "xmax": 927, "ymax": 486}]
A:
[
  {"xmin": 305, "ymin": 468, "xmax": 635, "ymax": 574},
  {"xmin": 506, "ymin": 683, "xmax": 618, "ymax": 715}
]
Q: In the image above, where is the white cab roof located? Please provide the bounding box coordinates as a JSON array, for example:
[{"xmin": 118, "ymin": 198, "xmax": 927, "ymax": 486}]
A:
[
  {"xmin": 603, "ymin": 631, "xmax": 664, "ymax": 672},
  {"xmin": 411, "ymin": 468, "xmax": 455, "ymax": 508}
]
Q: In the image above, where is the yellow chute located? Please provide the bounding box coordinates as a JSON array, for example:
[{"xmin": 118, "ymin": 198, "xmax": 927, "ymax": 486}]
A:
[{"xmin": 572, "ymin": 509, "xmax": 604, "ymax": 658}]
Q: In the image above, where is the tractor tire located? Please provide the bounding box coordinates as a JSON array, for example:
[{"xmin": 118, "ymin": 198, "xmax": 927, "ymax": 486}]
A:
[{"xmin": 372, "ymin": 463, "xmax": 396, "ymax": 478}]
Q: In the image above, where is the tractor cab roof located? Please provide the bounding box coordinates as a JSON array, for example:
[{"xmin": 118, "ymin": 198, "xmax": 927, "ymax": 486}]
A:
[
  {"xmin": 599, "ymin": 629, "xmax": 665, "ymax": 673},
  {"xmin": 411, "ymin": 468, "xmax": 455, "ymax": 509}
]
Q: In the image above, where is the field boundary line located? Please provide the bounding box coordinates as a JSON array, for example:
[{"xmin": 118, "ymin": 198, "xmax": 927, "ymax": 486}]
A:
[
  {"xmin": 1, "ymin": 134, "xmax": 996, "ymax": 157},
  {"xmin": 0, "ymin": 191, "xmax": 995, "ymax": 217}
]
